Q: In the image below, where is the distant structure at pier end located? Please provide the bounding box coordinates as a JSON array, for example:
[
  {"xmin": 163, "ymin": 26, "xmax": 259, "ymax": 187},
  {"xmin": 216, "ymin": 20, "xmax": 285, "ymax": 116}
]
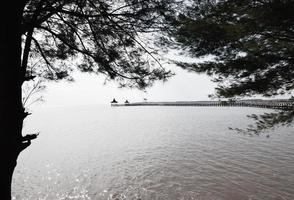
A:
[{"xmin": 110, "ymin": 98, "xmax": 118, "ymax": 105}]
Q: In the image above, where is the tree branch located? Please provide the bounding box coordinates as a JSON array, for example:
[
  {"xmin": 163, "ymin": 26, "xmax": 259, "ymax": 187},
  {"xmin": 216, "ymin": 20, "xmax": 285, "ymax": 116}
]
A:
[
  {"xmin": 38, "ymin": 25, "xmax": 140, "ymax": 80},
  {"xmin": 31, "ymin": 37, "xmax": 55, "ymax": 75}
]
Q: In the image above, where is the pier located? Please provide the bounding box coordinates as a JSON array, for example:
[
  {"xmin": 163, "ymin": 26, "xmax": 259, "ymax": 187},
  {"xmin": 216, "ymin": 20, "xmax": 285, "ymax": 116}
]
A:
[{"xmin": 111, "ymin": 99, "xmax": 294, "ymax": 110}]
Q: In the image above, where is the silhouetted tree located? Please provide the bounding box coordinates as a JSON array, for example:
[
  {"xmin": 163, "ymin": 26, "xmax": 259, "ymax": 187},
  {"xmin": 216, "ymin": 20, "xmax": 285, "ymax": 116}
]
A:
[
  {"xmin": 0, "ymin": 0, "xmax": 178, "ymax": 199},
  {"xmin": 171, "ymin": 0, "xmax": 294, "ymax": 133}
]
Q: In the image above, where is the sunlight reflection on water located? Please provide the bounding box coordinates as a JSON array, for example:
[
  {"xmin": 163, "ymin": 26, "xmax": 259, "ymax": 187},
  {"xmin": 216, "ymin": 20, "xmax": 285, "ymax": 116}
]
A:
[{"xmin": 13, "ymin": 106, "xmax": 294, "ymax": 200}]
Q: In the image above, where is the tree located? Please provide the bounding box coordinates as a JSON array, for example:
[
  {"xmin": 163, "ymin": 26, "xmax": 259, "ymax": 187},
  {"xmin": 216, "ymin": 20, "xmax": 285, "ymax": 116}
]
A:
[
  {"xmin": 0, "ymin": 0, "xmax": 178, "ymax": 199},
  {"xmin": 171, "ymin": 0, "xmax": 294, "ymax": 133}
]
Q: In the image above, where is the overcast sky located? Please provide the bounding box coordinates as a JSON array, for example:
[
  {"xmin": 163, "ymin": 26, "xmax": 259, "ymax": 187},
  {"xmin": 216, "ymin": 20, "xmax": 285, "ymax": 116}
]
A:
[
  {"xmin": 28, "ymin": 55, "xmax": 293, "ymax": 109},
  {"xmin": 38, "ymin": 65, "xmax": 216, "ymax": 107},
  {"xmin": 24, "ymin": 50, "xmax": 219, "ymax": 108}
]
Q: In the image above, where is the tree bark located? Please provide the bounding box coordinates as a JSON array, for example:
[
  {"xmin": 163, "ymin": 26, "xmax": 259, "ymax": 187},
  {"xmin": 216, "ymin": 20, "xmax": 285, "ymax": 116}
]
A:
[{"xmin": 0, "ymin": 1, "xmax": 26, "ymax": 200}]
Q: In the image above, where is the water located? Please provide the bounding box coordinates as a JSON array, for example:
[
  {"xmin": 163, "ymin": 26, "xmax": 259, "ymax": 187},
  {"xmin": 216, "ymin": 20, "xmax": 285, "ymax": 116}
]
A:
[{"xmin": 12, "ymin": 106, "xmax": 294, "ymax": 200}]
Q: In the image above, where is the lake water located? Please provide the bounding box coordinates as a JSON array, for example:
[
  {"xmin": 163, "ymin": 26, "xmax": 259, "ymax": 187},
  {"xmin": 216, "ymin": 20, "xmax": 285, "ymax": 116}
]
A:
[{"xmin": 12, "ymin": 106, "xmax": 294, "ymax": 200}]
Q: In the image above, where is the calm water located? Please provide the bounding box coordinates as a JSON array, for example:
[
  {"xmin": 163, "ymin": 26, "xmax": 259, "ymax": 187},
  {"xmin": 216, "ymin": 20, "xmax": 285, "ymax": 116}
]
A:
[{"xmin": 13, "ymin": 106, "xmax": 294, "ymax": 200}]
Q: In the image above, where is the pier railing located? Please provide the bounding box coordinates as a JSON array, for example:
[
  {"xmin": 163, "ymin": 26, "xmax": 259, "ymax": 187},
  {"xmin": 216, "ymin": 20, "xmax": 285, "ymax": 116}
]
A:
[{"xmin": 111, "ymin": 100, "xmax": 294, "ymax": 110}]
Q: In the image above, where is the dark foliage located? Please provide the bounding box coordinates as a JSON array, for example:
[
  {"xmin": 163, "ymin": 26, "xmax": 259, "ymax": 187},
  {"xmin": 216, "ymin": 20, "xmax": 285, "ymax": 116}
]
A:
[
  {"xmin": 172, "ymin": 0, "xmax": 294, "ymax": 133},
  {"xmin": 22, "ymin": 0, "xmax": 180, "ymax": 89},
  {"xmin": 230, "ymin": 108, "xmax": 294, "ymax": 135}
]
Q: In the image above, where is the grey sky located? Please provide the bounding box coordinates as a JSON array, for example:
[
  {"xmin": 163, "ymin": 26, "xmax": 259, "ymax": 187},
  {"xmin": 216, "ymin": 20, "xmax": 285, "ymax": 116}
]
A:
[
  {"xmin": 27, "ymin": 51, "xmax": 217, "ymax": 107},
  {"xmin": 40, "ymin": 66, "xmax": 216, "ymax": 107},
  {"xmin": 29, "ymin": 50, "xmax": 293, "ymax": 108}
]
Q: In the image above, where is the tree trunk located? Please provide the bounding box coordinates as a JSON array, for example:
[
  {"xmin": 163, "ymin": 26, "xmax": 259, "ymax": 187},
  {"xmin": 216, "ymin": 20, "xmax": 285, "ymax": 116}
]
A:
[{"xmin": 0, "ymin": 1, "xmax": 26, "ymax": 200}]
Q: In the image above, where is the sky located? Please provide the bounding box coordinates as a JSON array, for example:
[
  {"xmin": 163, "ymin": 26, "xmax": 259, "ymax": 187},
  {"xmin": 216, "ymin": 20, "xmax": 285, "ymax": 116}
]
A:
[
  {"xmin": 37, "ymin": 65, "xmax": 216, "ymax": 107},
  {"xmin": 27, "ymin": 51, "xmax": 293, "ymax": 109},
  {"xmin": 23, "ymin": 50, "xmax": 219, "ymax": 108}
]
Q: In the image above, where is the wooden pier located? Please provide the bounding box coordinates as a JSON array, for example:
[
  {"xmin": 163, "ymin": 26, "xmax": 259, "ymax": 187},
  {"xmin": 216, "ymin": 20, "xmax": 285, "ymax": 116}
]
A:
[{"xmin": 111, "ymin": 99, "xmax": 294, "ymax": 110}]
